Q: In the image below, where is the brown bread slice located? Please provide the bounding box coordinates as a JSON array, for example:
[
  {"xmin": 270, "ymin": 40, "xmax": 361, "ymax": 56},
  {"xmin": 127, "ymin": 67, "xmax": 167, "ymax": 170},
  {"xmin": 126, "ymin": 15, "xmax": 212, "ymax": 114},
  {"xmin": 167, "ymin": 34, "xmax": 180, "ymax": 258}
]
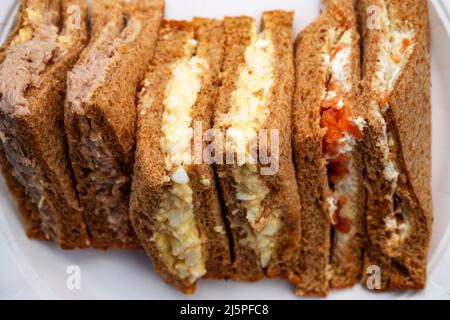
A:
[
  {"xmin": 214, "ymin": 11, "xmax": 301, "ymax": 283},
  {"xmin": 0, "ymin": 0, "xmax": 89, "ymax": 248},
  {"xmin": 129, "ymin": 19, "xmax": 232, "ymax": 294},
  {"xmin": 358, "ymin": 0, "xmax": 432, "ymax": 290},
  {"xmin": 292, "ymin": 0, "xmax": 365, "ymax": 296},
  {"xmin": 65, "ymin": 0, "xmax": 164, "ymax": 249}
]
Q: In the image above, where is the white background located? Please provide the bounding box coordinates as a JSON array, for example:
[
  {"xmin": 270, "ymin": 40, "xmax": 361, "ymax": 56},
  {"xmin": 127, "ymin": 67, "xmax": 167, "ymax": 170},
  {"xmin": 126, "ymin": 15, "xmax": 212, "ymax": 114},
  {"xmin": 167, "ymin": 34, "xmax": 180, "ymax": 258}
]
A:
[{"xmin": 1, "ymin": 0, "xmax": 450, "ymax": 299}]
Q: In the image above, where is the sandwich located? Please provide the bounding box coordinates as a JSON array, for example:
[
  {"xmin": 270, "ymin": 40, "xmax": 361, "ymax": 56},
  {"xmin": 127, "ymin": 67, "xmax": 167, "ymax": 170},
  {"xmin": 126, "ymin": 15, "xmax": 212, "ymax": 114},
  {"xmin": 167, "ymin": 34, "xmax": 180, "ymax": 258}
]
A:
[
  {"xmin": 0, "ymin": 0, "xmax": 89, "ymax": 248},
  {"xmin": 292, "ymin": 0, "xmax": 365, "ymax": 296},
  {"xmin": 213, "ymin": 11, "xmax": 302, "ymax": 282},
  {"xmin": 130, "ymin": 19, "xmax": 232, "ymax": 294},
  {"xmin": 65, "ymin": 0, "xmax": 164, "ymax": 248},
  {"xmin": 358, "ymin": 0, "xmax": 432, "ymax": 290}
]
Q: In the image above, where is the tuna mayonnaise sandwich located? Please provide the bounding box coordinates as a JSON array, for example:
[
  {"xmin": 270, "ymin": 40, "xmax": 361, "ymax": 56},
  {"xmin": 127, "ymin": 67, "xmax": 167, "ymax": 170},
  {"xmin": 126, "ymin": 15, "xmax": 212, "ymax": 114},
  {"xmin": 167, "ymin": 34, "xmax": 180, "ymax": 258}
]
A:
[
  {"xmin": 0, "ymin": 0, "xmax": 89, "ymax": 248},
  {"xmin": 292, "ymin": 0, "xmax": 366, "ymax": 296},
  {"xmin": 65, "ymin": 0, "xmax": 164, "ymax": 248},
  {"xmin": 358, "ymin": 0, "xmax": 432, "ymax": 290},
  {"xmin": 214, "ymin": 11, "xmax": 302, "ymax": 283},
  {"xmin": 130, "ymin": 19, "xmax": 232, "ymax": 294}
]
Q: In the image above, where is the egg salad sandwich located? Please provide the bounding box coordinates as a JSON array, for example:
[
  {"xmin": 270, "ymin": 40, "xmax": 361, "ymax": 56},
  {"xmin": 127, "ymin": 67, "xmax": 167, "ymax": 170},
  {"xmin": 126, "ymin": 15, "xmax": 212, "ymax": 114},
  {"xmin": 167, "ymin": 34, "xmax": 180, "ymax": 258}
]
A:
[
  {"xmin": 65, "ymin": 0, "xmax": 164, "ymax": 248},
  {"xmin": 0, "ymin": 0, "xmax": 89, "ymax": 248},
  {"xmin": 130, "ymin": 19, "xmax": 232, "ymax": 294},
  {"xmin": 213, "ymin": 11, "xmax": 302, "ymax": 283},
  {"xmin": 292, "ymin": 0, "xmax": 365, "ymax": 296},
  {"xmin": 358, "ymin": 0, "xmax": 432, "ymax": 290}
]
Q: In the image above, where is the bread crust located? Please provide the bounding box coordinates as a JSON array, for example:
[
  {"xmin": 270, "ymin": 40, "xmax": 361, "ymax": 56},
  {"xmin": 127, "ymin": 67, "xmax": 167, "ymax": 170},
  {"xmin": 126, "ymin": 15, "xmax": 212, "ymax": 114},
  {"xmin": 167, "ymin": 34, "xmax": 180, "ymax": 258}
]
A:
[
  {"xmin": 292, "ymin": 0, "xmax": 364, "ymax": 295},
  {"xmin": 214, "ymin": 15, "xmax": 262, "ymax": 281},
  {"xmin": 65, "ymin": 0, "xmax": 163, "ymax": 249},
  {"xmin": 191, "ymin": 18, "xmax": 233, "ymax": 280},
  {"xmin": 0, "ymin": 0, "xmax": 90, "ymax": 248},
  {"xmin": 0, "ymin": 0, "xmax": 44, "ymax": 239},
  {"xmin": 214, "ymin": 11, "xmax": 302, "ymax": 283},
  {"xmin": 130, "ymin": 19, "xmax": 232, "ymax": 294},
  {"xmin": 358, "ymin": 0, "xmax": 432, "ymax": 290},
  {"xmin": 262, "ymin": 11, "xmax": 302, "ymax": 284}
]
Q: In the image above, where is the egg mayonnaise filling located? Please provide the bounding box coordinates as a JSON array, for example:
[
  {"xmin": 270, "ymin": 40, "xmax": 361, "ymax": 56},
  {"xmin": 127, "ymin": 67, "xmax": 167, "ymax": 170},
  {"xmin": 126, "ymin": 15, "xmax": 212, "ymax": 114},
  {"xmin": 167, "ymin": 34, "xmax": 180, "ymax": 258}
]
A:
[
  {"xmin": 218, "ymin": 24, "xmax": 278, "ymax": 268},
  {"xmin": 154, "ymin": 37, "xmax": 209, "ymax": 283}
]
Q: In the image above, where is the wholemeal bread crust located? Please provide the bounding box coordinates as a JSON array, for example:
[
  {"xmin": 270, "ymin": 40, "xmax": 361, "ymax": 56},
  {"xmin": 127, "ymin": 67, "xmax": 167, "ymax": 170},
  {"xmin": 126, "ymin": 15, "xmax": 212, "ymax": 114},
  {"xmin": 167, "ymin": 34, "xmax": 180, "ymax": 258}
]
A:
[
  {"xmin": 190, "ymin": 18, "xmax": 233, "ymax": 280},
  {"xmin": 0, "ymin": 0, "xmax": 90, "ymax": 248},
  {"xmin": 65, "ymin": 0, "xmax": 164, "ymax": 249},
  {"xmin": 130, "ymin": 19, "xmax": 232, "ymax": 294},
  {"xmin": 214, "ymin": 11, "xmax": 302, "ymax": 283},
  {"xmin": 0, "ymin": 0, "xmax": 42, "ymax": 239},
  {"xmin": 293, "ymin": 8, "xmax": 331, "ymax": 298},
  {"xmin": 214, "ymin": 16, "xmax": 263, "ymax": 281},
  {"xmin": 261, "ymin": 11, "xmax": 302, "ymax": 284},
  {"xmin": 292, "ymin": 0, "xmax": 365, "ymax": 296},
  {"xmin": 358, "ymin": 0, "xmax": 432, "ymax": 290}
]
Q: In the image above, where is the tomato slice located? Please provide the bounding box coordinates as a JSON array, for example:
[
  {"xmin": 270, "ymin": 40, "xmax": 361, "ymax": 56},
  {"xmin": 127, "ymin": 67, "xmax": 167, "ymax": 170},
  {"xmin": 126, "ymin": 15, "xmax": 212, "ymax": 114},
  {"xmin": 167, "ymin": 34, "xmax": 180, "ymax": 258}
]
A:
[
  {"xmin": 321, "ymin": 103, "xmax": 362, "ymax": 158},
  {"xmin": 327, "ymin": 154, "xmax": 350, "ymax": 184},
  {"xmin": 331, "ymin": 196, "xmax": 351, "ymax": 233}
]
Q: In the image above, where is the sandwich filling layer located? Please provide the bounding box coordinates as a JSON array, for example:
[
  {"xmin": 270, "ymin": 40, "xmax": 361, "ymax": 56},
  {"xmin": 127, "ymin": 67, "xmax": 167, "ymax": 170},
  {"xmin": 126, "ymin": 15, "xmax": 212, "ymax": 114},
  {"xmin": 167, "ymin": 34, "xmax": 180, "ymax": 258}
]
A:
[
  {"xmin": 66, "ymin": 16, "xmax": 141, "ymax": 234},
  {"xmin": 68, "ymin": 16, "xmax": 142, "ymax": 113},
  {"xmin": 370, "ymin": 1, "xmax": 415, "ymax": 253},
  {"xmin": 1, "ymin": 3, "xmax": 81, "ymax": 115},
  {"xmin": 320, "ymin": 28, "xmax": 364, "ymax": 238},
  {"xmin": 153, "ymin": 37, "xmax": 208, "ymax": 283},
  {"xmin": 0, "ymin": 4, "xmax": 81, "ymax": 238},
  {"xmin": 218, "ymin": 24, "xmax": 277, "ymax": 268}
]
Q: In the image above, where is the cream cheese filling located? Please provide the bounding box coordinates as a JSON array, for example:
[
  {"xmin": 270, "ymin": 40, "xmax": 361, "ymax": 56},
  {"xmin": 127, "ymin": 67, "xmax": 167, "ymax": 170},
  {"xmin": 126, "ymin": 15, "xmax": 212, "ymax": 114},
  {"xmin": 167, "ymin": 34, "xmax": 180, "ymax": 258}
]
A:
[
  {"xmin": 323, "ymin": 29, "xmax": 353, "ymax": 94},
  {"xmin": 332, "ymin": 156, "xmax": 360, "ymax": 242},
  {"xmin": 371, "ymin": 1, "xmax": 415, "ymax": 247},
  {"xmin": 218, "ymin": 24, "xmax": 278, "ymax": 268},
  {"xmin": 321, "ymin": 28, "xmax": 364, "ymax": 236},
  {"xmin": 154, "ymin": 38, "xmax": 209, "ymax": 283},
  {"xmin": 372, "ymin": 2, "xmax": 415, "ymax": 192}
]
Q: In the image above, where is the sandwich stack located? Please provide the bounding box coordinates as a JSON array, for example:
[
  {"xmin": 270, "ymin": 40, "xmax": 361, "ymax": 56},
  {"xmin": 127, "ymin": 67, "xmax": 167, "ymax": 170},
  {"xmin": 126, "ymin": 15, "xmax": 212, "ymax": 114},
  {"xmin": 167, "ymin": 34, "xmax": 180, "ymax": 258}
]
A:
[
  {"xmin": 130, "ymin": 18, "xmax": 232, "ymax": 294},
  {"xmin": 0, "ymin": 0, "xmax": 89, "ymax": 248},
  {"xmin": 65, "ymin": 0, "xmax": 164, "ymax": 248},
  {"xmin": 0, "ymin": 0, "xmax": 432, "ymax": 296},
  {"xmin": 213, "ymin": 11, "xmax": 302, "ymax": 284},
  {"xmin": 292, "ymin": 0, "xmax": 365, "ymax": 296},
  {"xmin": 358, "ymin": 0, "xmax": 432, "ymax": 290}
]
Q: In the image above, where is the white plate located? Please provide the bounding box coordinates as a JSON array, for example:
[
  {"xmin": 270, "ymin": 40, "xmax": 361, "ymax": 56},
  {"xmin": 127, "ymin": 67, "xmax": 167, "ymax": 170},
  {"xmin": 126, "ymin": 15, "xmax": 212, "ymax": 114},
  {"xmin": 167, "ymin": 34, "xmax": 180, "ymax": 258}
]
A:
[{"xmin": 1, "ymin": 0, "xmax": 450, "ymax": 300}]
